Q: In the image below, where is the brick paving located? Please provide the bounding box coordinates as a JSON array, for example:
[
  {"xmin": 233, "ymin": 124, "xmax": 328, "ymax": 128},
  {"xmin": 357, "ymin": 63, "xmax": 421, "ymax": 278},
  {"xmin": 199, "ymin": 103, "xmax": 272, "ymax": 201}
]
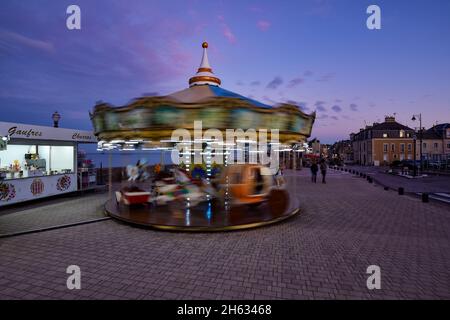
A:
[
  {"xmin": 347, "ymin": 165, "xmax": 450, "ymax": 193},
  {"xmin": 0, "ymin": 170, "xmax": 449, "ymax": 299},
  {"xmin": 0, "ymin": 192, "xmax": 109, "ymax": 236}
]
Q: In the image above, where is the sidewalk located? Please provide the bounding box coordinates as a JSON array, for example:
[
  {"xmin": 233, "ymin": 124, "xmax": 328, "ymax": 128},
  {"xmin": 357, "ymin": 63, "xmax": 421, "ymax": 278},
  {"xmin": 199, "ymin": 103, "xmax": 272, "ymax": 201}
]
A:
[
  {"xmin": 0, "ymin": 169, "xmax": 449, "ymax": 299},
  {"xmin": 346, "ymin": 165, "xmax": 450, "ymax": 193},
  {"xmin": 0, "ymin": 192, "xmax": 109, "ymax": 236}
]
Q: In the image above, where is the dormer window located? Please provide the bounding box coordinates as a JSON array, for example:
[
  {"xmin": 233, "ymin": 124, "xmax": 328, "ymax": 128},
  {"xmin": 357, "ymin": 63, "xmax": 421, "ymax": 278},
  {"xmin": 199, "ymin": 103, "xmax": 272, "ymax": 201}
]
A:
[
  {"xmin": 399, "ymin": 130, "xmax": 405, "ymax": 138},
  {"xmin": 383, "ymin": 133, "xmax": 388, "ymax": 138}
]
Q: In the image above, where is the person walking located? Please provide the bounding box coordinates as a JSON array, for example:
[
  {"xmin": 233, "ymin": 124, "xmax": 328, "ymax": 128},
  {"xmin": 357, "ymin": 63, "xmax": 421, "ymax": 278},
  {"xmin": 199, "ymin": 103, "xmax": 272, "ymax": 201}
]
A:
[
  {"xmin": 310, "ymin": 161, "xmax": 318, "ymax": 183},
  {"xmin": 320, "ymin": 159, "xmax": 327, "ymax": 184}
]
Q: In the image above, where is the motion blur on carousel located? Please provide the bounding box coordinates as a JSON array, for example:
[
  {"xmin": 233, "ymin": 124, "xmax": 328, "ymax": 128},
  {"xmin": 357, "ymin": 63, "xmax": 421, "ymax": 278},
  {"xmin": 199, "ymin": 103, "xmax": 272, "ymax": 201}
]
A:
[
  {"xmin": 92, "ymin": 41, "xmax": 311, "ymax": 229},
  {"xmin": 116, "ymin": 154, "xmax": 288, "ymax": 216}
]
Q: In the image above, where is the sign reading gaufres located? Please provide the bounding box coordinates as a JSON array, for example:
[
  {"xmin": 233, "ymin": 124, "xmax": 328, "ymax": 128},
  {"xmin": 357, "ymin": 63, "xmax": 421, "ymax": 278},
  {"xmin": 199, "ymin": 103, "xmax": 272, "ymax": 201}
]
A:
[{"xmin": 0, "ymin": 121, "xmax": 96, "ymax": 142}]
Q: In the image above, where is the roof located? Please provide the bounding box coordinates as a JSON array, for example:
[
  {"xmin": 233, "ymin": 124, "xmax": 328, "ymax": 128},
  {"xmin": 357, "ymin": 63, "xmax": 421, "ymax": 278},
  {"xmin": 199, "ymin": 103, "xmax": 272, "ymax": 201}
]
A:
[
  {"xmin": 371, "ymin": 121, "xmax": 414, "ymax": 131},
  {"xmin": 166, "ymin": 84, "xmax": 273, "ymax": 109},
  {"xmin": 423, "ymin": 123, "xmax": 450, "ymax": 139}
]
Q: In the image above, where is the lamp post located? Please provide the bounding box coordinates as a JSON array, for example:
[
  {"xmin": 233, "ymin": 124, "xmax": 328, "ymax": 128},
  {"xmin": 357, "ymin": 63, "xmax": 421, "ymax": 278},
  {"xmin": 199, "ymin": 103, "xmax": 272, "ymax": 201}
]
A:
[
  {"xmin": 52, "ymin": 111, "xmax": 61, "ymax": 128},
  {"xmin": 411, "ymin": 113, "xmax": 422, "ymax": 174},
  {"xmin": 412, "ymin": 133, "xmax": 417, "ymax": 177}
]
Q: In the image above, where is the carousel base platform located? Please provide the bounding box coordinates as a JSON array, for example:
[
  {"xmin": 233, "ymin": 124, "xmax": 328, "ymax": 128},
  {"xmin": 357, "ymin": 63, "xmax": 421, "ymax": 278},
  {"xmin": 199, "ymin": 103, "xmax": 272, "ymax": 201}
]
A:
[{"xmin": 104, "ymin": 196, "xmax": 300, "ymax": 232}]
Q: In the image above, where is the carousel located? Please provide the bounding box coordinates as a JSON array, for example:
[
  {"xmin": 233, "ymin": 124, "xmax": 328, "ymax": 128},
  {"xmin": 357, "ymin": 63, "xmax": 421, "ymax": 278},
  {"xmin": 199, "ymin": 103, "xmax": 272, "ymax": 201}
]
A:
[{"xmin": 90, "ymin": 42, "xmax": 315, "ymax": 231}]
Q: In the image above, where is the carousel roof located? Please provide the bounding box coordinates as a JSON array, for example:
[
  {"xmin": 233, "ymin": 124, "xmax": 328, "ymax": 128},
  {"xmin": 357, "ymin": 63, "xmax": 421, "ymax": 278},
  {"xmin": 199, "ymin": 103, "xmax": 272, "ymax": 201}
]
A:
[
  {"xmin": 168, "ymin": 42, "xmax": 272, "ymax": 109},
  {"xmin": 167, "ymin": 84, "xmax": 272, "ymax": 109},
  {"xmin": 90, "ymin": 41, "xmax": 316, "ymax": 145}
]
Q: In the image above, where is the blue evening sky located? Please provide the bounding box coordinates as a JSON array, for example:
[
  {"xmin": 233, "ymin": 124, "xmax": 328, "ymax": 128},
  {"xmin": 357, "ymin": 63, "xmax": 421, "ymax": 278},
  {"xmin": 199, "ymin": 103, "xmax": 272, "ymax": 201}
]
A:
[{"xmin": 1, "ymin": 0, "xmax": 449, "ymax": 143}]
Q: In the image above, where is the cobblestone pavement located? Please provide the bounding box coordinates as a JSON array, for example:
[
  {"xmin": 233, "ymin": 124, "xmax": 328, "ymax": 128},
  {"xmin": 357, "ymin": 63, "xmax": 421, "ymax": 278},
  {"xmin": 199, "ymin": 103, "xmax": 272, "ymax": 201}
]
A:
[
  {"xmin": 0, "ymin": 170, "xmax": 449, "ymax": 299},
  {"xmin": 0, "ymin": 192, "xmax": 109, "ymax": 236},
  {"xmin": 346, "ymin": 165, "xmax": 450, "ymax": 193}
]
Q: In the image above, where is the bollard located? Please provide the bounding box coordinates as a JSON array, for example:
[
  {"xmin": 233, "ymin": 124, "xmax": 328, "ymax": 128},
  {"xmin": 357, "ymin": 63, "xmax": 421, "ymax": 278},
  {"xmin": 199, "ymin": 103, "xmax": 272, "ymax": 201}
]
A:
[
  {"xmin": 363, "ymin": 174, "xmax": 366, "ymax": 178},
  {"xmin": 384, "ymin": 186, "xmax": 389, "ymax": 190},
  {"xmin": 422, "ymin": 193, "xmax": 429, "ymax": 203},
  {"xmin": 368, "ymin": 177, "xmax": 373, "ymax": 183},
  {"xmin": 360, "ymin": 172, "xmax": 363, "ymax": 177},
  {"xmin": 398, "ymin": 187, "xmax": 404, "ymax": 195}
]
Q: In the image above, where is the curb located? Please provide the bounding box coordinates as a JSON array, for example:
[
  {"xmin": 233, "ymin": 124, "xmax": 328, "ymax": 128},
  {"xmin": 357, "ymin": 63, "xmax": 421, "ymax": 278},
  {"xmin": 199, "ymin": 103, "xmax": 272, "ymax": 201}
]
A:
[{"xmin": 0, "ymin": 217, "xmax": 111, "ymax": 239}]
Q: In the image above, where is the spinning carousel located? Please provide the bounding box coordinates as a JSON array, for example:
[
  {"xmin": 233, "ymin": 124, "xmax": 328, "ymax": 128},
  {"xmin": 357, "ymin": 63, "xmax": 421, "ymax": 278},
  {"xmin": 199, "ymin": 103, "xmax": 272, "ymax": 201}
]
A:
[{"xmin": 90, "ymin": 42, "xmax": 315, "ymax": 231}]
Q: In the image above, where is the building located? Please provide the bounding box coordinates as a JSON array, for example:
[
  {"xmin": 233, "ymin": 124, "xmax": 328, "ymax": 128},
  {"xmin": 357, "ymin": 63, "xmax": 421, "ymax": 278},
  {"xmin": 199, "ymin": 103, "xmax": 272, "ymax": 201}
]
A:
[
  {"xmin": 308, "ymin": 138, "xmax": 321, "ymax": 156},
  {"xmin": 0, "ymin": 121, "xmax": 96, "ymax": 206},
  {"xmin": 419, "ymin": 123, "xmax": 450, "ymax": 164},
  {"xmin": 330, "ymin": 140, "xmax": 353, "ymax": 164},
  {"xmin": 350, "ymin": 116, "xmax": 415, "ymax": 166}
]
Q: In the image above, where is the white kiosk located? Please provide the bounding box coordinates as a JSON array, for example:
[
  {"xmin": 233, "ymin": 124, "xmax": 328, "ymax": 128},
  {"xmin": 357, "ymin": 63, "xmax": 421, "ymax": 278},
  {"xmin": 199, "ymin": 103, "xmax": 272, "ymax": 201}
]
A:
[{"xmin": 0, "ymin": 121, "xmax": 96, "ymax": 207}]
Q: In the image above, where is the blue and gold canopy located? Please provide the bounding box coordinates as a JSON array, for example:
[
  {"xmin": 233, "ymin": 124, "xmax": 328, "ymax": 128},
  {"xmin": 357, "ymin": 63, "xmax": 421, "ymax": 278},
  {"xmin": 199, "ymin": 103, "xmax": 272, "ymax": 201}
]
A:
[{"xmin": 90, "ymin": 42, "xmax": 315, "ymax": 144}]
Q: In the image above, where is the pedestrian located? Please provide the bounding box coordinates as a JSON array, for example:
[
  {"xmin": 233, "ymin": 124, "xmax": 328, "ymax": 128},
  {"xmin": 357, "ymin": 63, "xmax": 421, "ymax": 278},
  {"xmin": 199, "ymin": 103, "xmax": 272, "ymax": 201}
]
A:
[
  {"xmin": 320, "ymin": 159, "xmax": 327, "ymax": 184},
  {"xmin": 275, "ymin": 166, "xmax": 285, "ymax": 187},
  {"xmin": 310, "ymin": 160, "xmax": 318, "ymax": 183}
]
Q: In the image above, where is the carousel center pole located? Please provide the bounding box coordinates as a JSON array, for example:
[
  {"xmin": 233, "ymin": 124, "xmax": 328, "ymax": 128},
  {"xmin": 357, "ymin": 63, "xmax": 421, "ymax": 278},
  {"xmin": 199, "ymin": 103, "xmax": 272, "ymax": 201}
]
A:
[{"xmin": 108, "ymin": 149, "xmax": 112, "ymax": 201}]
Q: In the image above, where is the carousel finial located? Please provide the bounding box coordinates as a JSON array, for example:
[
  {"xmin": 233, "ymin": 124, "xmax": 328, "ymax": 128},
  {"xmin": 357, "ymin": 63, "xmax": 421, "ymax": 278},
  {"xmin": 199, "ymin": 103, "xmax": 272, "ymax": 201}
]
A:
[{"xmin": 189, "ymin": 41, "xmax": 221, "ymax": 87}]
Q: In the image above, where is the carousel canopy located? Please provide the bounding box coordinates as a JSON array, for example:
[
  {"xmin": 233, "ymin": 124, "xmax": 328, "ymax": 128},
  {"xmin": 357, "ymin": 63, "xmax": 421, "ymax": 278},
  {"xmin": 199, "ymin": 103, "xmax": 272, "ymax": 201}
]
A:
[
  {"xmin": 168, "ymin": 84, "xmax": 271, "ymax": 109},
  {"xmin": 90, "ymin": 42, "xmax": 316, "ymax": 147}
]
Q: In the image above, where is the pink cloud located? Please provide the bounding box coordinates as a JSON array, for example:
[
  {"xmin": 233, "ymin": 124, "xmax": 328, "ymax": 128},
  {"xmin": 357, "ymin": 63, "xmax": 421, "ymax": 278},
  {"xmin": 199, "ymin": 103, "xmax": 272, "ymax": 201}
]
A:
[
  {"xmin": 257, "ymin": 20, "xmax": 271, "ymax": 32},
  {"xmin": 218, "ymin": 15, "xmax": 236, "ymax": 44},
  {"xmin": 0, "ymin": 28, "xmax": 54, "ymax": 53}
]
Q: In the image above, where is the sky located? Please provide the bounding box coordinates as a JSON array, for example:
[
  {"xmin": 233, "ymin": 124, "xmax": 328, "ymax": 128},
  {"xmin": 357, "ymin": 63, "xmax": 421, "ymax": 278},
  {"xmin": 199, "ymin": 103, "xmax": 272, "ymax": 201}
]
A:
[{"xmin": 0, "ymin": 0, "xmax": 449, "ymax": 144}]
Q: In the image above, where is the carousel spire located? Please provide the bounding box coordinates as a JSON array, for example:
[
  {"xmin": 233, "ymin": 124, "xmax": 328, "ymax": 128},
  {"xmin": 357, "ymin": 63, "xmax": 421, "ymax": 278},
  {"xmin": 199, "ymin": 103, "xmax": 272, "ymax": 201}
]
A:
[{"xmin": 189, "ymin": 42, "xmax": 221, "ymax": 87}]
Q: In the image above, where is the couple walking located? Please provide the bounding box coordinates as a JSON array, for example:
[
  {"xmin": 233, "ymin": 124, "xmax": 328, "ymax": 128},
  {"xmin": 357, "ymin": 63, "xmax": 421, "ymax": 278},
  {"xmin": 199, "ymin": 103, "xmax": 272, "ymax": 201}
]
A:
[{"xmin": 310, "ymin": 159, "xmax": 327, "ymax": 183}]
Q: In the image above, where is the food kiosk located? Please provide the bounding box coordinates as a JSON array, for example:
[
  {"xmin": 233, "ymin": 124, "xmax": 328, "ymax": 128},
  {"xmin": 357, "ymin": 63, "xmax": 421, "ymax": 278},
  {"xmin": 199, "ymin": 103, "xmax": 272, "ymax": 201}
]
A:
[{"xmin": 0, "ymin": 121, "xmax": 96, "ymax": 206}]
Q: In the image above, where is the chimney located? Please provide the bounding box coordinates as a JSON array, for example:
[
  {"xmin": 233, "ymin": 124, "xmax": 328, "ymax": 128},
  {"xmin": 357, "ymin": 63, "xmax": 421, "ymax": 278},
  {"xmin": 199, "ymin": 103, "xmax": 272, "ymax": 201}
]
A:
[{"xmin": 385, "ymin": 116, "xmax": 395, "ymax": 123}]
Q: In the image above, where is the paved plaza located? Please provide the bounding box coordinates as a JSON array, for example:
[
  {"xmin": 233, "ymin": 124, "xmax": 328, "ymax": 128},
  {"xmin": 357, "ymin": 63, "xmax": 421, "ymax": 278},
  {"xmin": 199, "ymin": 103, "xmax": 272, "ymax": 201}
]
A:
[
  {"xmin": 347, "ymin": 165, "xmax": 450, "ymax": 193},
  {"xmin": 0, "ymin": 192, "xmax": 109, "ymax": 236},
  {"xmin": 0, "ymin": 170, "xmax": 449, "ymax": 299}
]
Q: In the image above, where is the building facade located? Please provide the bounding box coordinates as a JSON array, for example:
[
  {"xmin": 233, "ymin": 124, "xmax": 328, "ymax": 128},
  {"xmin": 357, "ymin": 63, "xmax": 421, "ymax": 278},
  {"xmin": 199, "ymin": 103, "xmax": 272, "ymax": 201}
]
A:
[
  {"xmin": 419, "ymin": 123, "xmax": 450, "ymax": 164},
  {"xmin": 330, "ymin": 140, "xmax": 353, "ymax": 164},
  {"xmin": 351, "ymin": 116, "xmax": 415, "ymax": 166}
]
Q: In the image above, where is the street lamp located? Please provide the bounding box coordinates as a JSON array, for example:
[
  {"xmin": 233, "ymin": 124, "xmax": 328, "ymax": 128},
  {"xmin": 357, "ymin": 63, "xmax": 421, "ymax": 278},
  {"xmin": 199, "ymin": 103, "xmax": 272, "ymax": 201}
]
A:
[
  {"xmin": 52, "ymin": 111, "xmax": 61, "ymax": 128},
  {"xmin": 412, "ymin": 134, "xmax": 417, "ymax": 177},
  {"xmin": 411, "ymin": 113, "xmax": 422, "ymax": 173}
]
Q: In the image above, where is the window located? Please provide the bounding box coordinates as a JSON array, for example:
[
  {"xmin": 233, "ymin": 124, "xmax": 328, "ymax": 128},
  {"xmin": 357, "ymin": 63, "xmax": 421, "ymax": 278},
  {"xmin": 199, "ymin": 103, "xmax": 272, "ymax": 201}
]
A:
[
  {"xmin": 400, "ymin": 143, "xmax": 405, "ymax": 153},
  {"xmin": 383, "ymin": 143, "xmax": 388, "ymax": 153},
  {"xmin": 0, "ymin": 144, "xmax": 74, "ymax": 180},
  {"xmin": 407, "ymin": 143, "xmax": 412, "ymax": 153},
  {"xmin": 391, "ymin": 144, "xmax": 395, "ymax": 152},
  {"xmin": 399, "ymin": 130, "xmax": 405, "ymax": 138},
  {"xmin": 383, "ymin": 133, "xmax": 388, "ymax": 138},
  {"xmin": 423, "ymin": 142, "xmax": 427, "ymax": 149},
  {"xmin": 447, "ymin": 143, "xmax": 450, "ymax": 149},
  {"xmin": 434, "ymin": 142, "xmax": 438, "ymax": 149}
]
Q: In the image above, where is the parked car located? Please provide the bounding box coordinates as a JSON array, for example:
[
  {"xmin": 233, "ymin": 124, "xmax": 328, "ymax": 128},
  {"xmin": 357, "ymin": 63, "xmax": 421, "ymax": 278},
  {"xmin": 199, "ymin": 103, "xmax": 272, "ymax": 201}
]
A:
[{"xmin": 397, "ymin": 160, "xmax": 420, "ymax": 170}]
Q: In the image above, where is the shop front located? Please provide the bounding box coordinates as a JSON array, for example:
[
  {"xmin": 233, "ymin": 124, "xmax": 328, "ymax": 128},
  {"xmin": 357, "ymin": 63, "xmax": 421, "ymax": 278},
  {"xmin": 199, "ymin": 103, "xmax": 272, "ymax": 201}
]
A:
[{"xmin": 0, "ymin": 121, "xmax": 96, "ymax": 206}]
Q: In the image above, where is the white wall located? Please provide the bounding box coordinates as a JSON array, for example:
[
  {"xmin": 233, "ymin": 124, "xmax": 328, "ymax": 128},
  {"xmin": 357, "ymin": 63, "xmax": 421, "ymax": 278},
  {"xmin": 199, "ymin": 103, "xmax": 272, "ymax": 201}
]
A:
[{"xmin": 50, "ymin": 146, "xmax": 74, "ymax": 171}]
